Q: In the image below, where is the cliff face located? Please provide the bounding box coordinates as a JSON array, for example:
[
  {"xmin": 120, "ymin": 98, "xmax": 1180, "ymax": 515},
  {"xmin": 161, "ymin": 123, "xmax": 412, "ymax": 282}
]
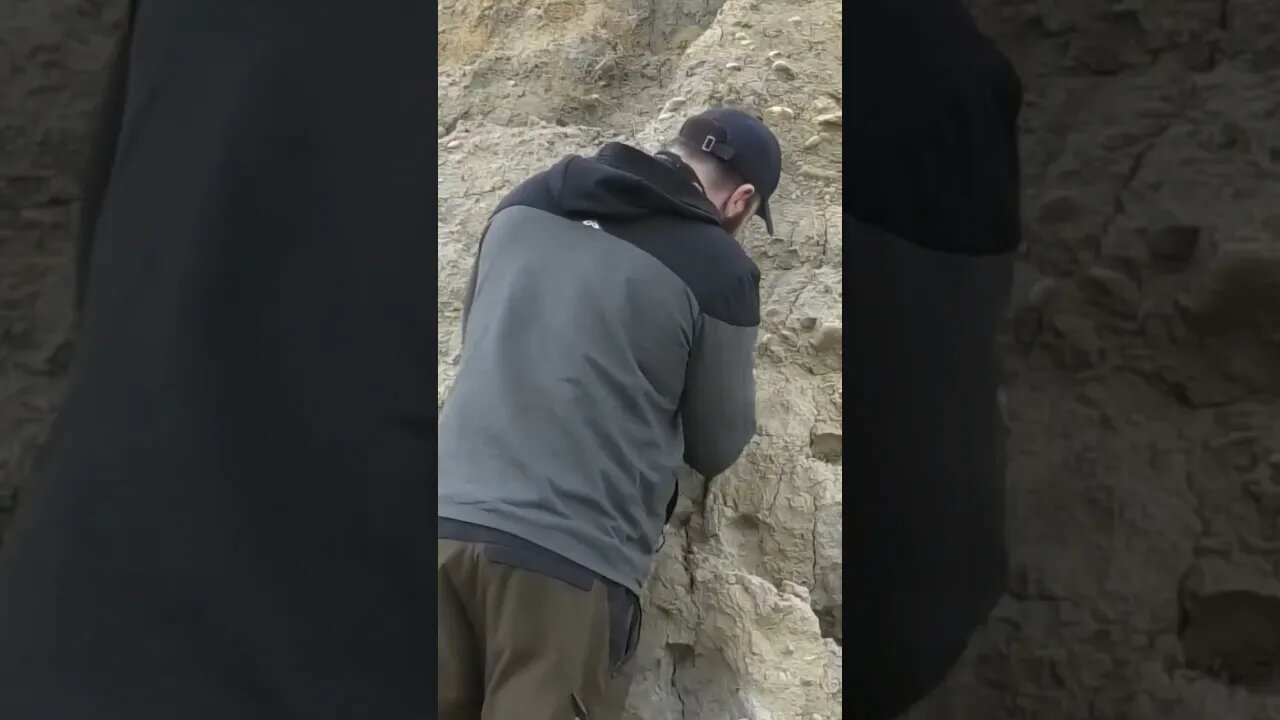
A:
[{"xmin": 5, "ymin": 0, "xmax": 1280, "ymax": 718}]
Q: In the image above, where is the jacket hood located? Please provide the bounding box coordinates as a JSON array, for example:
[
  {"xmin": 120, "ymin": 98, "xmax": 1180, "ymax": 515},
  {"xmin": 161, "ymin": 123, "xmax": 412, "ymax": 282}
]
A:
[{"xmin": 544, "ymin": 142, "xmax": 722, "ymax": 226}]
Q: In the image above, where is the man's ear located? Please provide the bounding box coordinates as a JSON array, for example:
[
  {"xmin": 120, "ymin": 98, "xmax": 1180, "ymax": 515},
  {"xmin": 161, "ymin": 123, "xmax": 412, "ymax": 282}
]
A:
[{"xmin": 731, "ymin": 184, "xmax": 757, "ymax": 214}]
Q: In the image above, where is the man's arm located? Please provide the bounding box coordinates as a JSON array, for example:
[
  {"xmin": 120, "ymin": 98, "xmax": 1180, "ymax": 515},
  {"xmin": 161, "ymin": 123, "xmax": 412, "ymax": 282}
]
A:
[
  {"xmin": 458, "ymin": 222, "xmax": 488, "ymax": 347},
  {"xmin": 680, "ymin": 269, "xmax": 760, "ymax": 478}
]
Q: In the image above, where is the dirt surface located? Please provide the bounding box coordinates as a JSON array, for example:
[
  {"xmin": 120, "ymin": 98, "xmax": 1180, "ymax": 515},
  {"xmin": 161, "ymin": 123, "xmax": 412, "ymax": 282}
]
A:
[{"xmin": 5, "ymin": 0, "xmax": 1280, "ymax": 718}]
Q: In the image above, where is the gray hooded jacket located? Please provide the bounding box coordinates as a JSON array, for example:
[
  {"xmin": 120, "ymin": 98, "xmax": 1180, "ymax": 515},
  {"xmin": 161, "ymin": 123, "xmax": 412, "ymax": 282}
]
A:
[{"xmin": 438, "ymin": 143, "xmax": 761, "ymax": 594}]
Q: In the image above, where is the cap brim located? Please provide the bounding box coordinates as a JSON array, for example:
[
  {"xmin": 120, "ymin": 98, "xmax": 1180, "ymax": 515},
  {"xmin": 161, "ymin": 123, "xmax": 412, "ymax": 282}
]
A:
[{"xmin": 756, "ymin": 199, "xmax": 775, "ymax": 235}]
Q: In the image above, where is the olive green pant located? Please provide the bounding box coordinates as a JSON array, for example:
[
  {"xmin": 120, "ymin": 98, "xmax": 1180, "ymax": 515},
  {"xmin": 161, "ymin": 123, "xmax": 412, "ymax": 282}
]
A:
[{"xmin": 437, "ymin": 539, "xmax": 638, "ymax": 720}]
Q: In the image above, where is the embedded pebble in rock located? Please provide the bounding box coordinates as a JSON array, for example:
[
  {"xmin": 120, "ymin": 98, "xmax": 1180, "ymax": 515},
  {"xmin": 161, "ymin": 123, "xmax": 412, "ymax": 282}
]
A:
[
  {"xmin": 771, "ymin": 60, "xmax": 796, "ymax": 79},
  {"xmin": 809, "ymin": 424, "xmax": 842, "ymax": 463},
  {"xmin": 813, "ymin": 112, "xmax": 842, "ymax": 128},
  {"xmin": 812, "ymin": 323, "xmax": 842, "ymax": 353},
  {"xmin": 1145, "ymin": 225, "xmax": 1203, "ymax": 265},
  {"xmin": 590, "ymin": 57, "xmax": 618, "ymax": 85},
  {"xmin": 765, "ymin": 105, "xmax": 795, "ymax": 121},
  {"xmin": 802, "ymin": 135, "xmax": 824, "ymax": 150},
  {"xmin": 781, "ymin": 581, "xmax": 811, "ymax": 602},
  {"xmin": 1026, "ymin": 276, "xmax": 1059, "ymax": 309},
  {"xmin": 809, "ymin": 103, "xmax": 836, "ymax": 123},
  {"xmin": 798, "ymin": 166, "xmax": 839, "ymax": 182},
  {"xmin": 1179, "ymin": 558, "xmax": 1280, "ymax": 684},
  {"xmin": 662, "ymin": 96, "xmax": 687, "ymax": 114},
  {"xmin": 1082, "ymin": 265, "xmax": 1142, "ymax": 315}
]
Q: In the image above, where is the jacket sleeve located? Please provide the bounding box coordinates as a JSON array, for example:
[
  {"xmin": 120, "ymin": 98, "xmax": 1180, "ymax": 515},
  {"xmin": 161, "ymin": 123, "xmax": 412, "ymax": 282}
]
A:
[
  {"xmin": 458, "ymin": 223, "xmax": 488, "ymax": 347},
  {"xmin": 680, "ymin": 268, "xmax": 760, "ymax": 478}
]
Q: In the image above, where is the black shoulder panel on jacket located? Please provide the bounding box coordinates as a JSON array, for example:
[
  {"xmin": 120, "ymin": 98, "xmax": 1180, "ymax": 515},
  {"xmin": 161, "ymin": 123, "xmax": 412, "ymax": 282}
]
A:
[
  {"xmin": 489, "ymin": 153, "xmax": 761, "ymax": 328},
  {"xmin": 605, "ymin": 215, "xmax": 760, "ymax": 328}
]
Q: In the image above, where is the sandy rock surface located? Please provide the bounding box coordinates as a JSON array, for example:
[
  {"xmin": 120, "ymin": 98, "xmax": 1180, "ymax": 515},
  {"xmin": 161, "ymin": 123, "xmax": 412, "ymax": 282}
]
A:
[{"xmin": 4, "ymin": 0, "xmax": 1280, "ymax": 718}]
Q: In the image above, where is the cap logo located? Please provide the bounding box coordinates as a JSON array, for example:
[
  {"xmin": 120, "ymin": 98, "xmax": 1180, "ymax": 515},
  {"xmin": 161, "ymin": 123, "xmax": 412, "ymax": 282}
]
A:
[{"xmin": 701, "ymin": 135, "xmax": 716, "ymax": 152}]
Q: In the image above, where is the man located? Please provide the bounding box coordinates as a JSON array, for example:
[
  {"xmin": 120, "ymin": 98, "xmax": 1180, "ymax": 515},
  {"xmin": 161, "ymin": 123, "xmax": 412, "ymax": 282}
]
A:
[
  {"xmin": 437, "ymin": 108, "xmax": 782, "ymax": 720},
  {"xmin": 846, "ymin": 1, "xmax": 1023, "ymax": 718},
  {"xmin": 0, "ymin": 2, "xmax": 436, "ymax": 718}
]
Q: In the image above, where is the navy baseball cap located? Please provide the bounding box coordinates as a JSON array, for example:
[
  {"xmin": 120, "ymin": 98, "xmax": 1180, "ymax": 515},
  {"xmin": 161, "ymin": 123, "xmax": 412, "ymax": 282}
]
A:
[{"xmin": 678, "ymin": 108, "xmax": 783, "ymax": 235}]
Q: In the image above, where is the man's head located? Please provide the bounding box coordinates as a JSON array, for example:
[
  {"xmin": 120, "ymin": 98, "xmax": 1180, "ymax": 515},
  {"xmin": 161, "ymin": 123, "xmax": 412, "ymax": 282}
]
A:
[{"xmin": 666, "ymin": 108, "xmax": 783, "ymax": 237}]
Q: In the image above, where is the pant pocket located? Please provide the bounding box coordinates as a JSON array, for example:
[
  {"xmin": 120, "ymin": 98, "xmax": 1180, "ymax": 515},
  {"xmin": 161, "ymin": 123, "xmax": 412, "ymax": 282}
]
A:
[{"xmin": 606, "ymin": 583, "xmax": 642, "ymax": 675}]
